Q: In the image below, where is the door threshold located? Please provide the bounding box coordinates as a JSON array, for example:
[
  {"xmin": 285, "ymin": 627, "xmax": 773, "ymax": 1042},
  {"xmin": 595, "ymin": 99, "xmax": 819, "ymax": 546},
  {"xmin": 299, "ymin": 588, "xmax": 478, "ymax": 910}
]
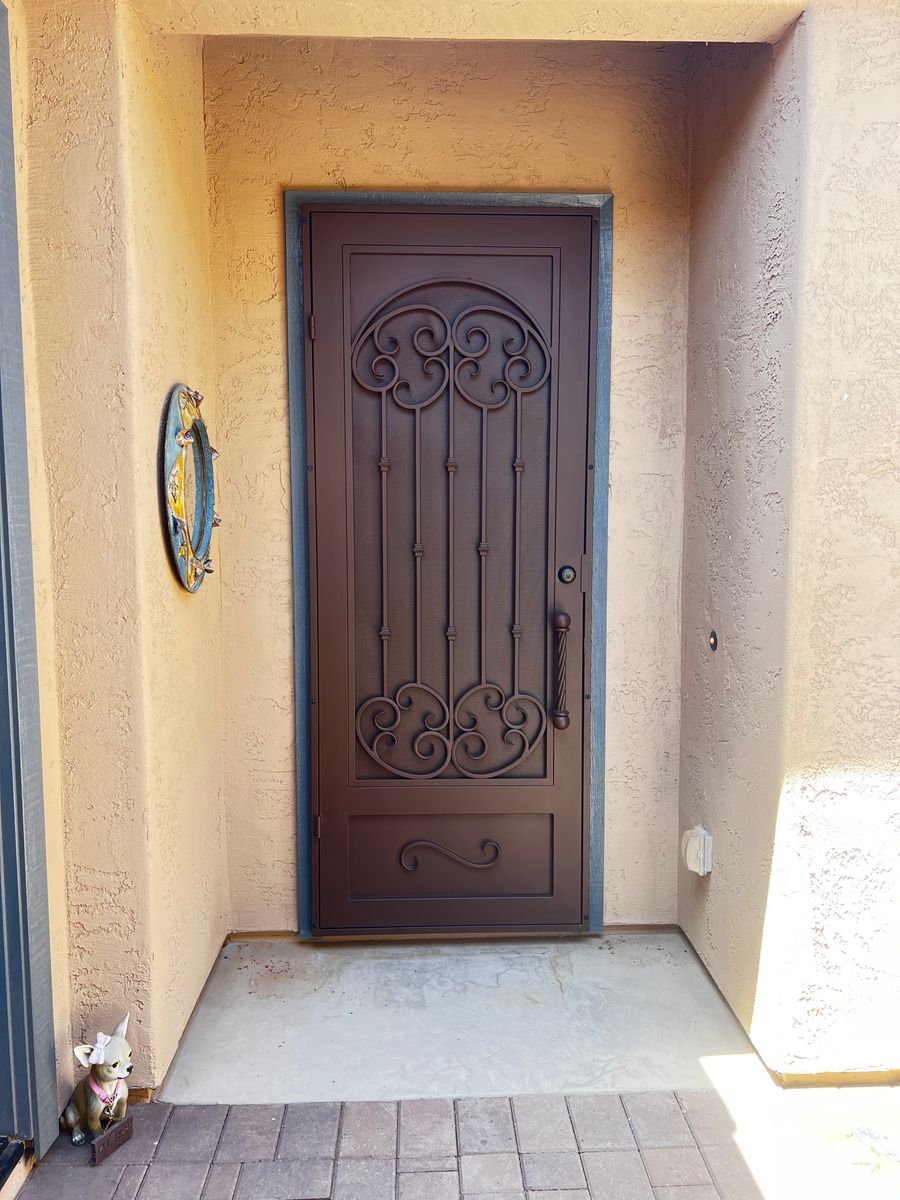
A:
[
  {"xmin": 0, "ymin": 1140, "xmax": 28, "ymax": 1200},
  {"xmin": 309, "ymin": 924, "xmax": 590, "ymax": 943}
]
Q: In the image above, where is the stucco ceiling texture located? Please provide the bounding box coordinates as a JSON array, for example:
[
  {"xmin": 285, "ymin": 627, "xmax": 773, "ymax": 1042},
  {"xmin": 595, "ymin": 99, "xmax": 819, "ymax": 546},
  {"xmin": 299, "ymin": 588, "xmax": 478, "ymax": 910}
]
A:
[{"xmin": 138, "ymin": 0, "xmax": 803, "ymax": 42}]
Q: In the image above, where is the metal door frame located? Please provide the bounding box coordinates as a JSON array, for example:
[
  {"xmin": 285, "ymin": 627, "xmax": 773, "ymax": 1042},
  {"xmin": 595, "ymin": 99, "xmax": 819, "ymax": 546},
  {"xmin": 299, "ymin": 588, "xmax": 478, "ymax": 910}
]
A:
[
  {"xmin": 285, "ymin": 191, "xmax": 612, "ymax": 937},
  {"xmin": 0, "ymin": 0, "xmax": 58, "ymax": 1157}
]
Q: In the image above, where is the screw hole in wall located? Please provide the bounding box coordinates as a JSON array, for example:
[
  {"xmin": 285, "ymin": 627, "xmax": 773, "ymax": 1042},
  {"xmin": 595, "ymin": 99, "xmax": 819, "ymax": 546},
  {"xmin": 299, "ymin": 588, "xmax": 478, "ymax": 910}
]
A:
[{"xmin": 709, "ymin": 630, "xmax": 718, "ymax": 651}]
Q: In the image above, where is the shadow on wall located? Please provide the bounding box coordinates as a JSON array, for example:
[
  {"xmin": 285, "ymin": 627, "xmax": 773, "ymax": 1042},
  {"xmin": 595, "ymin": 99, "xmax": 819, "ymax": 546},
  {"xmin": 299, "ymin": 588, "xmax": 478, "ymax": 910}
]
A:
[
  {"xmin": 678, "ymin": 24, "xmax": 804, "ymax": 1061},
  {"xmin": 682, "ymin": 21, "xmax": 900, "ymax": 1081}
]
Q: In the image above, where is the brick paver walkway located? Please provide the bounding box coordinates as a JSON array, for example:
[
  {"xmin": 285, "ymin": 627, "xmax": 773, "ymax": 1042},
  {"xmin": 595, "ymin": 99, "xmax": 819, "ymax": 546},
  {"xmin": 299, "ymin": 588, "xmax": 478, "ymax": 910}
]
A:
[{"xmin": 20, "ymin": 1094, "xmax": 760, "ymax": 1200}]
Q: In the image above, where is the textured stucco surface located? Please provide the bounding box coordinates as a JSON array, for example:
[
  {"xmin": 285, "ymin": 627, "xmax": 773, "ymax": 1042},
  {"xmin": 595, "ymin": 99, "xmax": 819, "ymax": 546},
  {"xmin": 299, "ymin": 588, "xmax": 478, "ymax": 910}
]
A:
[
  {"xmin": 204, "ymin": 37, "xmax": 690, "ymax": 930},
  {"xmin": 679, "ymin": 34, "xmax": 801, "ymax": 1038},
  {"xmin": 751, "ymin": 0, "xmax": 900, "ymax": 1074},
  {"xmin": 14, "ymin": 0, "xmax": 231, "ymax": 1089},
  {"xmin": 680, "ymin": 6, "xmax": 900, "ymax": 1075},
  {"xmin": 135, "ymin": 0, "xmax": 803, "ymax": 43},
  {"xmin": 18, "ymin": 0, "xmax": 159, "ymax": 1085},
  {"xmin": 119, "ymin": 6, "xmax": 231, "ymax": 1075}
]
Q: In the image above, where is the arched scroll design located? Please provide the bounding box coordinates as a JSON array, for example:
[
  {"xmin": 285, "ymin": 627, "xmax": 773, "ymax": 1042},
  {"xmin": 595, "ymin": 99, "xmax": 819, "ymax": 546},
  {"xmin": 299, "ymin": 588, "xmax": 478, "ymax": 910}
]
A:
[
  {"xmin": 352, "ymin": 279, "xmax": 554, "ymax": 780},
  {"xmin": 351, "ymin": 304, "xmax": 451, "ymax": 410},
  {"xmin": 452, "ymin": 305, "xmax": 551, "ymax": 412}
]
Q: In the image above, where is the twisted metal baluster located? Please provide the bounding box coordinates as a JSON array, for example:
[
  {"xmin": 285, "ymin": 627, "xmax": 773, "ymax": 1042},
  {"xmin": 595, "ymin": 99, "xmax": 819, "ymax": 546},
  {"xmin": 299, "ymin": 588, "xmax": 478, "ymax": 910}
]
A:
[{"xmin": 552, "ymin": 611, "xmax": 571, "ymax": 730}]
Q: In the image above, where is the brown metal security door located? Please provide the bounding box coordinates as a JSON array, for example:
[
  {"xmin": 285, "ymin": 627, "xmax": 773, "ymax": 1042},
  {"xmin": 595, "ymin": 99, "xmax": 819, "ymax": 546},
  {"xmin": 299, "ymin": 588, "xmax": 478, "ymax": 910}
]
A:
[{"xmin": 305, "ymin": 207, "xmax": 597, "ymax": 933}]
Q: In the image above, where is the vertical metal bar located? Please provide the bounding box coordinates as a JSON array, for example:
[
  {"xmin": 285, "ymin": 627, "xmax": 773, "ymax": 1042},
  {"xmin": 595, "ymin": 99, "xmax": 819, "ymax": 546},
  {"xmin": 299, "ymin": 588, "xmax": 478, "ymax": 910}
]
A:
[
  {"xmin": 446, "ymin": 343, "xmax": 456, "ymax": 752},
  {"xmin": 512, "ymin": 389, "xmax": 523, "ymax": 695},
  {"xmin": 378, "ymin": 391, "xmax": 391, "ymax": 692},
  {"xmin": 478, "ymin": 409, "xmax": 488, "ymax": 684},
  {"xmin": 413, "ymin": 407, "xmax": 422, "ymax": 683}
]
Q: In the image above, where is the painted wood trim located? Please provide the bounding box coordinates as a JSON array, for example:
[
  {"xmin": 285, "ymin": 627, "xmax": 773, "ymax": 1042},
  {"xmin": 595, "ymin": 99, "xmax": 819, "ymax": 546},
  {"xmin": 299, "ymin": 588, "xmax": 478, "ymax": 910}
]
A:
[{"xmin": 284, "ymin": 189, "xmax": 612, "ymax": 938}]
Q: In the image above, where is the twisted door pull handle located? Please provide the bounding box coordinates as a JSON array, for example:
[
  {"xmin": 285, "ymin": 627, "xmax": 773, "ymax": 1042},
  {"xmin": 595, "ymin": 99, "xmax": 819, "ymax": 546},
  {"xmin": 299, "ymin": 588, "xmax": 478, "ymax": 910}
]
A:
[{"xmin": 552, "ymin": 611, "xmax": 571, "ymax": 730}]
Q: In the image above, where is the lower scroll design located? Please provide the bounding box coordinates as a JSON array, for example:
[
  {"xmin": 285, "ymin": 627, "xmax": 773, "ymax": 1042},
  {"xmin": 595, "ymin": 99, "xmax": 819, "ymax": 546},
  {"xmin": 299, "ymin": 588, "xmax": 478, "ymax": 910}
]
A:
[
  {"xmin": 355, "ymin": 684, "xmax": 452, "ymax": 780},
  {"xmin": 356, "ymin": 682, "xmax": 546, "ymax": 780},
  {"xmin": 400, "ymin": 839, "xmax": 501, "ymax": 872}
]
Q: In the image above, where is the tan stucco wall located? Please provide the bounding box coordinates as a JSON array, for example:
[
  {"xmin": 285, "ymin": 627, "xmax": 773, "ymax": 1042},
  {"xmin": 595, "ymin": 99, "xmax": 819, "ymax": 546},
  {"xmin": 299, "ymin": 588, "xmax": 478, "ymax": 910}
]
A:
[
  {"xmin": 119, "ymin": 6, "xmax": 231, "ymax": 1075},
  {"xmin": 204, "ymin": 36, "xmax": 691, "ymax": 931},
  {"xmin": 16, "ymin": 0, "xmax": 160, "ymax": 1085},
  {"xmin": 751, "ymin": 0, "xmax": 900, "ymax": 1075},
  {"xmin": 680, "ymin": 4, "xmax": 900, "ymax": 1076},
  {"xmin": 13, "ymin": 0, "xmax": 230, "ymax": 1089},
  {"xmin": 679, "ymin": 31, "xmax": 802, "ymax": 1034}
]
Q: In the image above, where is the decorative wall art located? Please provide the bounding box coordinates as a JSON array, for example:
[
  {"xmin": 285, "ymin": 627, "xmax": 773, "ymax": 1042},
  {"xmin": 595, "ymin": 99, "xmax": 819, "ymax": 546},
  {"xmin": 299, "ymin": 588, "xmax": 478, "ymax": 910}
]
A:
[{"xmin": 162, "ymin": 383, "xmax": 220, "ymax": 592}]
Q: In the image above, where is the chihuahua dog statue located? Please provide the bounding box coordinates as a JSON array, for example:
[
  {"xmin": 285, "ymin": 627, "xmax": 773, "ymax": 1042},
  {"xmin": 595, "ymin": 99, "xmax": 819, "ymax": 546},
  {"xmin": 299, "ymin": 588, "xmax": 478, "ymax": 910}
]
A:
[{"xmin": 61, "ymin": 1014, "xmax": 133, "ymax": 1144}]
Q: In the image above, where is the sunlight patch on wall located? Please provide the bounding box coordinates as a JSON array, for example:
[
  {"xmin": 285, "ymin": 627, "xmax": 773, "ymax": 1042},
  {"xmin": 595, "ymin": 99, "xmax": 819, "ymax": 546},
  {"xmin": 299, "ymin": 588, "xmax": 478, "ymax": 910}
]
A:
[{"xmin": 750, "ymin": 769, "xmax": 900, "ymax": 1076}]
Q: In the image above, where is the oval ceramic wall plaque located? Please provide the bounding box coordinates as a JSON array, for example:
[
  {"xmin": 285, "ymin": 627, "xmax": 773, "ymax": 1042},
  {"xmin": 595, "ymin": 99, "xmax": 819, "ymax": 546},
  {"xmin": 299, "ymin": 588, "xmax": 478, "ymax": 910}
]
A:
[{"xmin": 162, "ymin": 383, "xmax": 220, "ymax": 592}]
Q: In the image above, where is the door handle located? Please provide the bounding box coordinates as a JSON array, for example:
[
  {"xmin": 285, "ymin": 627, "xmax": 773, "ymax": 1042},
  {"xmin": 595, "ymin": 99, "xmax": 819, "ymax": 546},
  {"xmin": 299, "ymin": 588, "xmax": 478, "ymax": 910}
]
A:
[{"xmin": 551, "ymin": 611, "xmax": 571, "ymax": 730}]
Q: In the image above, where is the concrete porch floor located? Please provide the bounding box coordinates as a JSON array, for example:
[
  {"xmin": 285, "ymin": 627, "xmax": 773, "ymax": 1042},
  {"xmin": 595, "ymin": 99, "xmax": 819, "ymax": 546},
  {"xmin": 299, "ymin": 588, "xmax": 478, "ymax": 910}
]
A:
[{"xmin": 159, "ymin": 933, "xmax": 751, "ymax": 1103}]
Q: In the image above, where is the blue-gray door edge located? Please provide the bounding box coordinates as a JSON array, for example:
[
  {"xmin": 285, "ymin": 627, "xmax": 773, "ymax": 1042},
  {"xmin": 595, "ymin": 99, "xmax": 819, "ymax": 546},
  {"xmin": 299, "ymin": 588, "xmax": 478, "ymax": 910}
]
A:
[
  {"xmin": 0, "ymin": 0, "xmax": 58, "ymax": 1159},
  {"xmin": 284, "ymin": 190, "xmax": 612, "ymax": 937}
]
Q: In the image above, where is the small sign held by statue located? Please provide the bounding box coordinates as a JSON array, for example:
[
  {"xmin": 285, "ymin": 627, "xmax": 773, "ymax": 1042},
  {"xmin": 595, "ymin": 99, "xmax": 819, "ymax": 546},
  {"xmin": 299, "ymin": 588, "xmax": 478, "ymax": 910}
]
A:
[{"xmin": 60, "ymin": 1014, "xmax": 134, "ymax": 1165}]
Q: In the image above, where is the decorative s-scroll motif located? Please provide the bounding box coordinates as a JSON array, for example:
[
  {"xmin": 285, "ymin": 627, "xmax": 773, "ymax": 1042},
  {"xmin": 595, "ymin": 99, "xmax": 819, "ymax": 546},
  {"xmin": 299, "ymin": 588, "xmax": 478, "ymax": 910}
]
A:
[
  {"xmin": 353, "ymin": 280, "xmax": 553, "ymax": 780},
  {"xmin": 400, "ymin": 839, "xmax": 501, "ymax": 872}
]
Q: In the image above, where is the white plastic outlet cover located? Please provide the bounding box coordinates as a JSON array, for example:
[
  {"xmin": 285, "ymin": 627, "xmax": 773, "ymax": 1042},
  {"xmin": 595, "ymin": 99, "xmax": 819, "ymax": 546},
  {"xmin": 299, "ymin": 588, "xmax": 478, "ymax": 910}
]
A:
[{"xmin": 681, "ymin": 825, "xmax": 713, "ymax": 876}]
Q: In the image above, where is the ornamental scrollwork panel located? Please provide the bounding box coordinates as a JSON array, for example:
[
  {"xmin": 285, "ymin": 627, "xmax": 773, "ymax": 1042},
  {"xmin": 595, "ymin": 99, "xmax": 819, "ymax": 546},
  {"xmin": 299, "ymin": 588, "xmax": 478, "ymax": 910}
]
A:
[{"xmin": 351, "ymin": 280, "xmax": 553, "ymax": 782}]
